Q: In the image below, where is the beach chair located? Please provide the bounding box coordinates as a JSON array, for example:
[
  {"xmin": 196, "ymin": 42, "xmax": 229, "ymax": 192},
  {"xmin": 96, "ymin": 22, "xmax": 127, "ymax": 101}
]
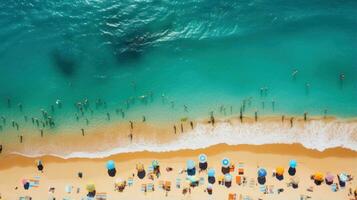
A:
[
  {"xmin": 175, "ymin": 178, "xmax": 181, "ymax": 189},
  {"xmin": 249, "ymin": 178, "xmax": 255, "ymax": 188},
  {"xmin": 95, "ymin": 192, "xmax": 107, "ymax": 200},
  {"xmin": 141, "ymin": 184, "xmax": 147, "ymax": 193},
  {"xmin": 230, "ymin": 164, "xmax": 235, "ymax": 173},
  {"xmin": 127, "ymin": 177, "xmax": 134, "ymax": 187},
  {"xmin": 238, "ymin": 168, "xmax": 244, "ymax": 175},
  {"xmin": 147, "ymin": 183, "xmax": 154, "ymax": 192},
  {"xmin": 199, "ymin": 177, "xmax": 205, "ymax": 185},
  {"xmin": 228, "ymin": 193, "xmax": 236, "ymax": 200},
  {"xmin": 259, "ymin": 185, "xmax": 267, "ymax": 193},
  {"xmin": 29, "ymin": 179, "xmax": 40, "ymax": 188},
  {"xmin": 159, "ymin": 180, "xmax": 164, "ymax": 190},
  {"xmin": 331, "ymin": 183, "xmax": 337, "ymax": 192},
  {"xmin": 65, "ymin": 185, "xmax": 72, "ymax": 193},
  {"xmin": 148, "ymin": 166, "xmax": 154, "ymax": 173},
  {"xmin": 236, "ymin": 176, "xmax": 242, "ymax": 185},
  {"xmin": 165, "ymin": 181, "xmax": 171, "ymax": 191}
]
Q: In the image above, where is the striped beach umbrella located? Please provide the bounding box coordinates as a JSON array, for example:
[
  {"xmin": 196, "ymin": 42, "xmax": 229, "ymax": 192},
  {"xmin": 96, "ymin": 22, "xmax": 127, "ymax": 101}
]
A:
[
  {"xmin": 221, "ymin": 158, "xmax": 230, "ymax": 167},
  {"xmin": 224, "ymin": 174, "xmax": 233, "ymax": 182},
  {"xmin": 199, "ymin": 154, "xmax": 207, "ymax": 163}
]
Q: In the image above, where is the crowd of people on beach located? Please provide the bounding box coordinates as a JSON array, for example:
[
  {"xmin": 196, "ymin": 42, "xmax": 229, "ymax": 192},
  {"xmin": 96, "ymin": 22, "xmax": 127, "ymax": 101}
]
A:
[{"xmin": 13, "ymin": 155, "xmax": 357, "ymax": 200}]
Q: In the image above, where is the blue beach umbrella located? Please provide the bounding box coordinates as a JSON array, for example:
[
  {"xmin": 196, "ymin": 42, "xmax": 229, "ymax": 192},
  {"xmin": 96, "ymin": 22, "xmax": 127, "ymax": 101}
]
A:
[
  {"xmin": 258, "ymin": 168, "xmax": 267, "ymax": 177},
  {"xmin": 221, "ymin": 158, "xmax": 230, "ymax": 167},
  {"xmin": 208, "ymin": 168, "xmax": 215, "ymax": 177},
  {"xmin": 289, "ymin": 160, "xmax": 297, "ymax": 168},
  {"xmin": 199, "ymin": 154, "xmax": 207, "ymax": 163},
  {"xmin": 106, "ymin": 160, "xmax": 115, "ymax": 170},
  {"xmin": 187, "ymin": 160, "xmax": 195, "ymax": 170}
]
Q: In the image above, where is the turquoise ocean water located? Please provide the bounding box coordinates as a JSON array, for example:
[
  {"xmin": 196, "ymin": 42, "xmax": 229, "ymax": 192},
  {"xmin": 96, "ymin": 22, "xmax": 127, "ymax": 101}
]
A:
[{"xmin": 0, "ymin": 0, "xmax": 357, "ymax": 134}]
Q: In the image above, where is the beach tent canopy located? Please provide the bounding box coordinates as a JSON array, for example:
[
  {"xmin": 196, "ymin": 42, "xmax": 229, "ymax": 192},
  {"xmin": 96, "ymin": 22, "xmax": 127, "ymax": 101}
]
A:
[
  {"xmin": 199, "ymin": 154, "xmax": 207, "ymax": 163},
  {"xmin": 224, "ymin": 174, "xmax": 233, "ymax": 182},
  {"xmin": 258, "ymin": 168, "xmax": 267, "ymax": 177},
  {"xmin": 276, "ymin": 167, "xmax": 284, "ymax": 175},
  {"xmin": 208, "ymin": 168, "xmax": 215, "ymax": 177},
  {"xmin": 221, "ymin": 158, "xmax": 230, "ymax": 167},
  {"xmin": 289, "ymin": 160, "xmax": 297, "ymax": 168},
  {"xmin": 339, "ymin": 173, "xmax": 348, "ymax": 182},
  {"xmin": 106, "ymin": 160, "xmax": 115, "ymax": 170},
  {"xmin": 187, "ymin": 160, "xmax": 195, "ymax": 169},
  {"xmin": 86, "ymin": 183, "xmax": 95, "ymax": 192},
  {"xmin": 152, "ymin": 160, "xmax": 159, "ymax": 167},
  {"xmin": 314, "ymin": 172, "xmax": 324, "ymax": 181},
  {"xmin": 325, "ymin": 173, "xmax": 334, "ymax": 182}
]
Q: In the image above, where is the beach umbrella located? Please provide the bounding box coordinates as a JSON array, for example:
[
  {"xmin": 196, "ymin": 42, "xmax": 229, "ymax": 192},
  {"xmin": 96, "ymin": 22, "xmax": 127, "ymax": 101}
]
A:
[
  {"xmin": 224, "ymin": 174, "xmax": 233, "ymax": 182},
  {"xmin": 136, "ymin": 163, "xmax": 144, "ymax": 171},
  {"xmin": 339, "ymin": 173, "xmax": 348, "ymax": 182},
  {"xmin": 21, "ymin": 179, "xmax": 28, "ymax": 185},
  {"xmin": 314, "ymin": 172, "xmax": 324, "ymax": 181},
  {"xmin": 325, "ymin": 173, "xmax": 334, "ymax": 182},
  {"xmin": 289, "ymin": 160, "xmax": 297, "ymax": 168},
  {"xmin": 86, "ymin": 183, "xmax": 95, "ymax": 192},
  {"xmin": 115, "ymin": 178, "xmax": 124, "ymax": 186},
  {"xmin": 187, "ymin": 160, "xmax": 195, "ymax": 170},
  {"xmin": 152, "ymin": 160, "xmax": 159, "ymax": 167},
  {"xmin": 199, "ymin": 154, "xmax": 207, "ymax": 163},
  {"xmin": 106, "ymin": 160, "xmax": 115, "ymax": 170},
  {"xmin": 207, "ymin": 184, "xmax": 213, "ymax": 190},
  {"xmin": 276, "ymin": 167, "xmax": 284, "ymax": 175},
  {"xmin": 221, "ymin": 158, "xmax": 230, "ymax": 167},
  {"xmin": 208, "ymin": 168, "xmax": 215, "ymax": 177},
  {"xmin": 258, "ymin": 168, "xmax": 267, "ymax": 177}
]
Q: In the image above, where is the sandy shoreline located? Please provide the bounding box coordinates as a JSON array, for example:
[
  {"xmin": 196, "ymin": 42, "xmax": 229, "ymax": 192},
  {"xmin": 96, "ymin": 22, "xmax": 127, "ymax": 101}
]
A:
[
  {"xmin": 0, "ymin": 115, "xmax": 356, "ymax": 158},
  {"xmin": 0, "ymin": 144, "xmax": 356, "ymax": 200}
]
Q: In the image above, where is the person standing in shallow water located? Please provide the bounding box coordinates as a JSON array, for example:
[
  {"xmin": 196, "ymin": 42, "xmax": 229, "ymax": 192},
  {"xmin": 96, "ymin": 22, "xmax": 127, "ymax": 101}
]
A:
[
  {"xmin": 173, "ymin": 125, "xmax": 177, "ymax": 134},
  {"xmin": 190, "ymin": 121, "xmax": 194, "ymax": 129},
  {"xmin": 290, "ymin": 117, "xmax": 294, "ymax": 128},
  {"xmin": 0, "ymin": 144, "xmax": 2, "ymax": 154}
]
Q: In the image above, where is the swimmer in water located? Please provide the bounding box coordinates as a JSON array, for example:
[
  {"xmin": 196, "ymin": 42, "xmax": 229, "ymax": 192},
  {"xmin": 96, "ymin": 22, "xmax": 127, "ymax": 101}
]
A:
[{"xmin": 292, "ymin": 69, "xmax": 298, "ymax": 80}]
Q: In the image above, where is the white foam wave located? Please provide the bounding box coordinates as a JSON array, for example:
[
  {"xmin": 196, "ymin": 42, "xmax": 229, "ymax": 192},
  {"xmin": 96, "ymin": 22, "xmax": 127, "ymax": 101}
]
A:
[{"xmin": 11, "ymin": 120, "xmax": 357, "ymax": 159}]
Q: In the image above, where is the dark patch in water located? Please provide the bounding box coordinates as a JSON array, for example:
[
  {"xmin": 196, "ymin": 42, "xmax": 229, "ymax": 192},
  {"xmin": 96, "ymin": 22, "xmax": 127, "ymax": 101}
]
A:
[{"xmin": 51, "ymin": 47, "xmax": 77, "ymax": 76}]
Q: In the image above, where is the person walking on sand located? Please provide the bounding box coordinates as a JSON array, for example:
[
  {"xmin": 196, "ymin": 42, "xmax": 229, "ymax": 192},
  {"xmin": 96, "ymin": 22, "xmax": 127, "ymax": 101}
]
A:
[
  {"xmin": 37, "ymin": 160, "xmax": 44, "ymax": 173},
  {"xmin": 304, "ymin": 112, "xmax": 308, "ymax": 121},
  {"xmin": 81, "ymin": 128, "xmax": 85, "ymax": 136},
  {"xmin": 0, "ymin": 144, "xmax": 3, "ymax": 154},
  {"xmin": 282, "ymin": 115, "xmax": 285, "ymax": 123},
  {"xmin": 173, "ymin": 125, "xmax": 177, "ymax": 134},
  {"xmin": 210, "ymin": 112, "xmax": 215, "ymax": 126},
  {"xmin": 129, "ymin": 132, "xmax": 133, "ymax": 142},
  {"xmin": 181, "ymin": 123, "xmax": 184, "ymax": 133},
  {"xmin": 190, "ymin": 121, "xmax": 194, "ymax": 129},
  {"xmin": 20, "ymin": 135, "xmax": 23, "ymax": 143}
]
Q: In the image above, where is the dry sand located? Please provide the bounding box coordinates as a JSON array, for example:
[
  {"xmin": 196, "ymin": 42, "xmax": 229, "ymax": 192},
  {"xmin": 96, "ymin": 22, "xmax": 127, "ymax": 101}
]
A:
[{"xmin": 0, "ymin": 144, "xmax": 356, "ymax": 200}]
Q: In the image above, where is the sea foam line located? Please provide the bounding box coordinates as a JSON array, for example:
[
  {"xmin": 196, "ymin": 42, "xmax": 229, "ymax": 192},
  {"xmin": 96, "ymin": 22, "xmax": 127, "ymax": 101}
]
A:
[{"xmin": 11, "ymin": 120, "xmax": 357, "ymax": 159}]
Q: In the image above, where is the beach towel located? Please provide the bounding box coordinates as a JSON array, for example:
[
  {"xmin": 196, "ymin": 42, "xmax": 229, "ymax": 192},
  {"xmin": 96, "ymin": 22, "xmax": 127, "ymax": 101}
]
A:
[
  {"xmin": 235, "ymin": 176, "xmax": 242, "ymax": 185},
  {"xmin": 199, "ymin": 177, "xmax": 205, "ymax": 185},
  {"xmin": 95, "ymin": 192, "xmax": 107, "ymax": 200},
  {"xmin": 28, "ymin": 179, "xmax": 40, "ymax": 188},
  {"xmin": 147, "ymin": 183, "xmax": 154, "ymax": 192},
  {"xmin": 128, "ymin": 177, "xmax": 134, "ymax": 186},
  {"xmin": 259, "ymin": 185, "xmax": 266, "ymax": 193},
  {"xmin": 176, "ymin": 178, "xmax": 181, "ymax": 189},
  {"xmin": 65, "ymin": 185, "xmax": 72, "ymax": 193},
  {"xmin": 228, "ymin": 193, "xmax": 236, "ymax": 200},
  {"xmin": 141, "ymin": 184, "xmax": 147, "ymax": 193},
  {"xmin": 331, "ymin": 183, "xmax": 337, "ymax": 192},
  {"xmin": 19, "ymin": 197, "xmax": 32, "ymax": 200}
]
